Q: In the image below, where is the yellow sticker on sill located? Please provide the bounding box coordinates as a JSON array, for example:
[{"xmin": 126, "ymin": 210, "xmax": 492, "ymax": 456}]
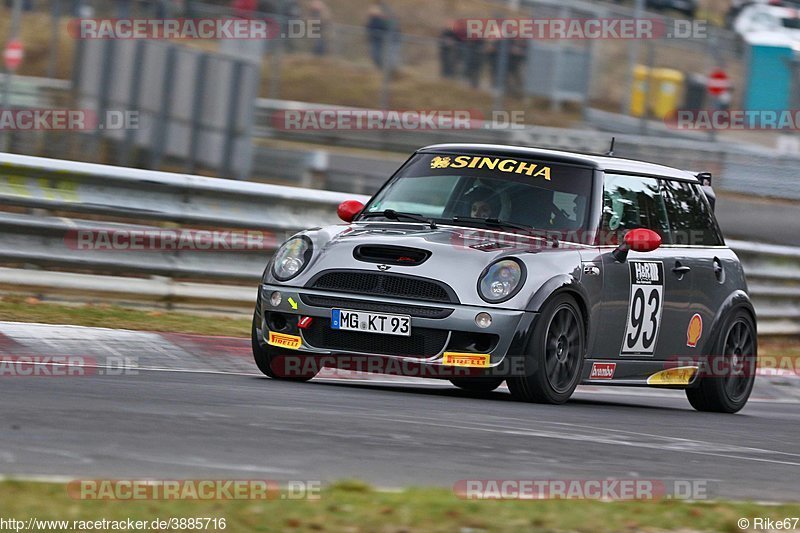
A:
[{"xmin": 646, "ymin": 366, "xmax": 698, "ymax": 386}]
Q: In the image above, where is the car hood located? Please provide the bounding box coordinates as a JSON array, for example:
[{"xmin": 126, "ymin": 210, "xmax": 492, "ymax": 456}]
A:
[{"xmin": 273, "ymin": 222, "xmax": 585, "ymax": 309}]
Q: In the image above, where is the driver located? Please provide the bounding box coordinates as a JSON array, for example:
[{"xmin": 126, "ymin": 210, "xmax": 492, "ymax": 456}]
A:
[{"xmin": 465, "ymin": 186, "xmax": 502, "ymax": 219}]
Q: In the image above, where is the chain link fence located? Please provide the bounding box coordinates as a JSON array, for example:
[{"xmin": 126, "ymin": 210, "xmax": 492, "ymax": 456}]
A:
[
  {"xmin": 2, "ymin": 0, "xmax": 798, "ymax": 191},
  {"xmin": 4, "ymin": 0, "xmax": 751, "ymax": 114}
]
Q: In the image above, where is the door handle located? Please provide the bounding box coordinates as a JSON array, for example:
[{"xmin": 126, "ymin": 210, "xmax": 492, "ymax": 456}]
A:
[
  {"xmin": 672, "ymin": 265, "xmax": 692, "ymax": 275},
  {"xmin": 713, "ymin": 257, "xmax": 725, "ymax": 283}
]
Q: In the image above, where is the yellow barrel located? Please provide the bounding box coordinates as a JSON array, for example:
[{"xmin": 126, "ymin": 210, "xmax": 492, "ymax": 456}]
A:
[{"xmin": 630, "ymin": 66, "xmax": 685, "ymax": 119}]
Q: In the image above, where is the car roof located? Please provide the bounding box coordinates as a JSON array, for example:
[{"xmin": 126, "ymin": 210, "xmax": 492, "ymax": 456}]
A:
[{"xmin": 418, "ymin": 143, "xmax": 701, "ymax": 182}]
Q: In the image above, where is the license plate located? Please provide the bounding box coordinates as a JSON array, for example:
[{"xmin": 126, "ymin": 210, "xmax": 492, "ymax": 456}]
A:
[{"xmin": 331, "ymin": 309, "xmax": 411, "ymax": 336}]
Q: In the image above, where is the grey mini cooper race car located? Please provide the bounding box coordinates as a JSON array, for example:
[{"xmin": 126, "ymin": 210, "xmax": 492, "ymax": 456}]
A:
[{"xmin": 253, "ymin": 144, "xmax": 757, "ymax": 413}]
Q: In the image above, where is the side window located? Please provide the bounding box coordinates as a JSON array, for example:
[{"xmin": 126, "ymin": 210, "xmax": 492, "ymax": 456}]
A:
[
  {"xmin": 661, "ymin": 180, "xmax": 724, "ymax": 246},
  {"xmin": 602, "ymin": 174, "xmax": 671, "ymax": 244}
]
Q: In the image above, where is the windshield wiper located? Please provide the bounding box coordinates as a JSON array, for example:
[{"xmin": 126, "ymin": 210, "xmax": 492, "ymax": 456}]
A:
[
  {"xmin": 451, "ymin": 216, "xmax": 535, "ymax": 234},
  {"xmin": 451, "ymin": 217, "xmax": 556, "ymax": 247},
  {"xmin": 361, "ymin": 209, "xmax": 437, "ymax": 229}
]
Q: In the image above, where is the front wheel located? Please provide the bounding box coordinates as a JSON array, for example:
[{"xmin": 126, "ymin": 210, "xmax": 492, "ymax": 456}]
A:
[
  {"xmin": 507, "ymin": 294, "xmax": 585, "ymax": 404},
  {"xmin": 686, "ymin": 309, "xmax": 756, "ymax": 413}
]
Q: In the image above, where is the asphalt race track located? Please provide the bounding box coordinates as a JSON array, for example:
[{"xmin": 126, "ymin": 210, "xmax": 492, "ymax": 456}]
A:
[{"xmin": 2, "ymin": 321, "xmax": 800, "ymax": 502}]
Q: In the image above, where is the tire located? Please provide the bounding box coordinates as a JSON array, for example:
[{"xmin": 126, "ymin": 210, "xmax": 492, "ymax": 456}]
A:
[
  {"xmin": 507, "ymin": 294, "xmax": 586, "ymax": 404},
  {"xmin": 686, "ymin": 309, "xmax": 756, "ymax": 413},
  {"xmin": 449, "ymin": 377, "xmax": 504, "ymax": 393},
  {"xmin": 251, "ymin": 305, "xmax": 317, "ymax": 382}
]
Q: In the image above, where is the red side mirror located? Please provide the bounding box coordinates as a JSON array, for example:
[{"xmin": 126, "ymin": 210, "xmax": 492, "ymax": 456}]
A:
[
  {"xmin": 337, "ymin": 200, "xmax": 364, "ymax": 223},
  {"xmin": 613, "ymin": 228, "xmax": 661, "ymax": 263},
  {"xmin": 625, "ymin": 228, "xmax": 662, "ymax": 253}
]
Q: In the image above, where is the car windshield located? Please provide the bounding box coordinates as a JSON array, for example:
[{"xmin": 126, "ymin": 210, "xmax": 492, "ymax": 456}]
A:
[{"xmin": 361, "ymin": 152, "xmax": 594, "ymax": 232}]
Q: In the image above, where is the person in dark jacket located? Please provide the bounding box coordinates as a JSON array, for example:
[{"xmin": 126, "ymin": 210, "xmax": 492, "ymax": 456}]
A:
[
  {"xmin": 439, "ymin": 20, "xmax": 462, "ymax": 78},
  {"xmin": 309, "ymin": 0, "xmax": 331, "ymax": 56},
  {"xmin": 462, "ymin": 37, "xmax": 485, "ymax": 89},
  {"xmin": 366, "ymin": 4, "xmax": 389, "ymax": 68}
]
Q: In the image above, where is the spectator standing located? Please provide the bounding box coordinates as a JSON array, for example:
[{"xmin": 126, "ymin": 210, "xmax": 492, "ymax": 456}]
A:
[
  {"xmin": 380, "ymin": 1, "xmax": 401, "ymax": 73},
  {"xmin": 308, "ymin": 0, "xmax": 330, "ymax": 56},
  {"xmin": 486, "ymin": 37, "xmax": 526, "ymax": 95},
  {"xmin": 366, "ymin": 3, "xmax": 389, "ymax": 68},
  {"xmin": 462, "ymin": 36, "xmax": 485, "ymax": 89},
  {"xmin": 280, "ymin": 0, "xmax": 301, "ymax": 51},
  {"xmin": 439, "ymin": 20, "xmax": 461, "ymax": 78},
  {"xmin": 507, "ymin": 38, "xmax": 527, "ymax": 97}
]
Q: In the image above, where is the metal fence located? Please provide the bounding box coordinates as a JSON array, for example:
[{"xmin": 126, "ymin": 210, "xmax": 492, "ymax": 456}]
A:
[
  {"xmin": 0, "ymin": 152, "xmax": 798, "ymax": 334},
  {"xmin": 6, "ymin": 0, "xmax": 747, "ymax": 114},
  {"xmin": 254, "ymin": 98, "xmax": 800, "ymax": 201},
  {"xmin": 0, "ymin": 151, "xmax": 366, "ymax": 312},
  {"xmin": 2, "ymin": 74, "xmax": 799, "ymax": 202},
  {"xmin": 4, "ymin": 0, "xmax": 796, "ymax": 190}
]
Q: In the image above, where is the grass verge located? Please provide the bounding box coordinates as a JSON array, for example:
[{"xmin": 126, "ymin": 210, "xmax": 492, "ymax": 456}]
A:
[
  {"xmin": 0, "ymin": 480, "xmax": 799, "ymax": 533},
  {"xmin": 0, "ymin": 295, "xmax": 250, "ymax": 337}
]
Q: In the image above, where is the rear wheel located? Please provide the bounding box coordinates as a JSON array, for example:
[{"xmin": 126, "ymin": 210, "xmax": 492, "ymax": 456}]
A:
[
  {"xmin": 507, "ymin": 294, "xmax": 585, "ymax": 404},
  {"xmin": 686, "ymin": 309, "xmax": 756, "ymax": 413},
  {"xmin": 252, "ymin": 305, "xmax": 317, "ymax": 382},
  {"xmin": 449, "ymin": 377, "xmax": 504, "ymax": 393}
]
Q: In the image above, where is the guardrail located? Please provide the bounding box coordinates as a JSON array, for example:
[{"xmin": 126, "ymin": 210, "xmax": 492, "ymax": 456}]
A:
[
  {"xmin": 254, "ymin": 98, "xmax": 800, "ymax": 201},
  {"xmin": 0, "ymin": 152, "xmax": 368, "ymax": 313},
  {"xmin": 0, "ymin": 153, "xmax": 798, "ymax": 334},
  {"xmin": 727, "ymin": 240, "xmax": 800, "ymax": 336},
  {"xmin": 6, "ymin": 75, "xmax": 800, "ymax": 201}
]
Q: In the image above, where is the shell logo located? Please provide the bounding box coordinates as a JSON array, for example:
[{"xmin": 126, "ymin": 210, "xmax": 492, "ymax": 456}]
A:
[{"xmin": 687, "ymin": 314, "xmax": 703, "ymax": 348}]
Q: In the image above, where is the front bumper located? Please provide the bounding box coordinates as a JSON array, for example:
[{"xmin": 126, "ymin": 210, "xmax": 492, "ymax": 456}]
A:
[{"xmin": 258, "ymin": 283, "xmax": 532, "ymax": 369}]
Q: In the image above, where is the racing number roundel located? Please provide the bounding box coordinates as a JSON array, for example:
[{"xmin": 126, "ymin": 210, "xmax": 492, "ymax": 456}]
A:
[{"xmin": 622, "ymin": 261, "xmax": 664, "ymax": 356}]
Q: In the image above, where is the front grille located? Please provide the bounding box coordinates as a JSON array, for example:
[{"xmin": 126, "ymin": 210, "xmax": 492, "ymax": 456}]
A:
[
  {"xmin": 300, "ymin": 294, "xmax": 453, "ymax": 319},
  {"xmin": 309, "ymin": 270, "xmax": 457, "ymax": 303},
  {"xmin": 302, "ymin": 318, "xmax": 449, "ymax": 358}
]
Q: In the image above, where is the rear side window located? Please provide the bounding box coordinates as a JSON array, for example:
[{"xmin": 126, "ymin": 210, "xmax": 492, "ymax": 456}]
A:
[
  {"xmin": 661, "ymin": 180, "xmax": 724, "ymax": 246},
  {"xmin": 602, "ymin": 174, "xmax": 671, "ymax": 244}
]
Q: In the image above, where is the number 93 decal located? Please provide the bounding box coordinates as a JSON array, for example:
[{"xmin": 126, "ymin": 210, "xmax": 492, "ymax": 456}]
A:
[{"xmin": 622, "ymin": 261, "xmax": 664, "ymax": 356}]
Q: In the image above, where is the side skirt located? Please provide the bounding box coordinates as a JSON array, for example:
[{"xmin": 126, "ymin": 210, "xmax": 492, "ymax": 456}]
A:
[{"xmin": 580, "ymin": 358, "xmax": 701, "ymax": 389}]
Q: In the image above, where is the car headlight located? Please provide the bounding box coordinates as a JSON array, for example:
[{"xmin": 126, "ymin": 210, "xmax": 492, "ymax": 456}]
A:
[
  {"xmin": 272, "ymin": 236, "xmax": 313, "ymax": 281},
  {"xmin": 478, "ymin": 259, "xmax": 525, "ymax": 303}
]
